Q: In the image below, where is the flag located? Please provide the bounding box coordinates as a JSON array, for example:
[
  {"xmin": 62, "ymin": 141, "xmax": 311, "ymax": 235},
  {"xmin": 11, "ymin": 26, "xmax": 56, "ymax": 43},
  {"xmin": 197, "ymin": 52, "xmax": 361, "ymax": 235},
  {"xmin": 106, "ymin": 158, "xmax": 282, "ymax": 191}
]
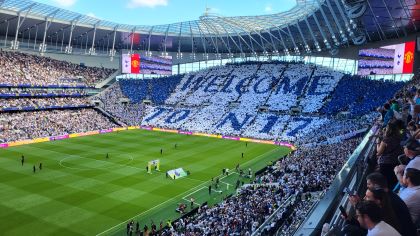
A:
[
  {"xmin": 403, "ymin": 41, "xmax": 415, "ymax": 74},
  {"xmin": 122, "ymin": 54, "xmax": 131, "ymax": 74},
  {"xmin": 131, "ymin": 54, "xmax": 140, "ymax": 74},
  {"xmin": 122, "ymin": 54, "xmax": 141, "ymax": 74},
  {"xmin": 393, "ymin": 41, "xmax": 415, "ymax": 74}
]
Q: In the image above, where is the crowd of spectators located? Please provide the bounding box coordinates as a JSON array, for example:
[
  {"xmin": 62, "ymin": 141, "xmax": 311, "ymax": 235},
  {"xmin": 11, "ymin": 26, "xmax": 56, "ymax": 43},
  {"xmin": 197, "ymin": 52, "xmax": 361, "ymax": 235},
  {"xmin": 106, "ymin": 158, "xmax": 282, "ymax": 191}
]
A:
[
  {"xmin": 0, "ymin": 88, "xmax": 88, "ymax": 97},
  {"xmin": 327, "ymin": 85, "xmax": 420, "ymax": 235},
  {"xmin": 359, "ymin": 48, "xmax": 395, "ymax": 59},
  {"xmin": 0, "ymin": 97, "xmax": 90, "ymax": 110},
  {"xmin": 358, "ymin": 68, "xmax": 394, "ymax": 76},
  {"xmin": 118, "ymin": 75, "xmax": 182, "ymax": 104},
  {"xmin": 297, "ymin": 115, "xmax": 374, "ymax": 145},
  {"xmin": 101, "ymin": 62, "xmax": 401, "ymax": 143},
  {"xmin": 322, "ymin": 75, "xmax": 405, "ymax": 116},
  {"xmin": 300, "ymin": 67, "xmax": 343, "ymax": 113},
  {"xmin": 158, "ymin": 138, "xmax": 362, "ymax": 236},
  {"xmin": 0, "ymin": 50, "xmax": 115, "ymax": 86},
  {"xmin": 0, "ymin": 109, "xmax": 117, "ymax": 143},
  {"xmin": 358, "ymin": 59, "xmax": 394, "ymax": 69},
  {"xmin": 0, "ymin": 51, "xmax": 415, "ymax": 235},
  {"xmin": 96, "ymin": 83, "xmax": 144, "ymax": 126}
]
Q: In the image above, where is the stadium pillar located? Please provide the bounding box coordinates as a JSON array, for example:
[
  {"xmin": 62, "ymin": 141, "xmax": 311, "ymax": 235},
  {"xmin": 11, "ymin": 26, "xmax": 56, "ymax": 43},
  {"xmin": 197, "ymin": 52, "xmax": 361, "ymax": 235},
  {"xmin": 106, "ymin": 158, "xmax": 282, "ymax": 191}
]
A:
[
  {"xmin": 4, "ymin": 20, "xmax": 9, "ymax": 47},
  {"xmin": 40, "ymin": 18, "xmax": 50, "ymax": 55},
  {"xmin": 90, "ymin": 22, "xmax": 99, "ymax": 55},
  {"xmin": 33, "ymin": 24, "xmax": 38, "ymax": 50},
  {"xmin": 130, "ymin": 27, "xmax": 136, "ymax": 54},
  {"xmin": 110, "ymin": 27, "xmax": 117, "ymax": 61},
  {"xmin": 147, "ymin": 26, "xmax": 154, "ymax": 55},
  {"xmin": 11, "ymin": 3, "xmax": 36, "ymax": 50},
  {"xmin": 12, "ymin": 14, "xmax": 21, "ymax": 50},
  {"xmin": 66, "ymin": 23, "xmax": 75, "ymax": 54}
]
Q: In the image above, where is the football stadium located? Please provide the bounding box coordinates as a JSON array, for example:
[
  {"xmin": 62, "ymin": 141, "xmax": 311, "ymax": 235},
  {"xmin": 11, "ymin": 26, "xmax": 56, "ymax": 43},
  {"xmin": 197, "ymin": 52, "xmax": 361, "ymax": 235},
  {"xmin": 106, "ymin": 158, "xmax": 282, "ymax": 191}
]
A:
[{"xmin": 0, "ymin": 0, "xmax": 420, "ymax": 235}]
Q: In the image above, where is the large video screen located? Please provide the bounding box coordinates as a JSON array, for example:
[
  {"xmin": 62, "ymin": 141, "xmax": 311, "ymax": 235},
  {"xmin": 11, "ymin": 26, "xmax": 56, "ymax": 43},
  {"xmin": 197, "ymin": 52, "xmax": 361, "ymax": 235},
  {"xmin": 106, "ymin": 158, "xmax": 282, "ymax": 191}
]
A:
[
  {"xmin": 358, "ymin": 41, "xmax": 415, "ymax": 75},
  {"xmin": 122, "ymin": 54, "xmax": 172, "ymax": 75}
]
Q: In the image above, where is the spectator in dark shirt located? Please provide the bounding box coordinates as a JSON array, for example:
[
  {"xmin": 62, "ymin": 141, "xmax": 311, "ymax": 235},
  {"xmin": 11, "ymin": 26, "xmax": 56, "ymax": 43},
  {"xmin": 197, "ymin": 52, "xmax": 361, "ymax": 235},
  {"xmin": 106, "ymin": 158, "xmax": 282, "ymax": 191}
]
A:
[
  {"xmin": 376, "ymin": 122, "xmax": 403, "ymax": 188},
  {"xmin": 366, "ymin": 172, "xmax": 417, "ymax": 236}
]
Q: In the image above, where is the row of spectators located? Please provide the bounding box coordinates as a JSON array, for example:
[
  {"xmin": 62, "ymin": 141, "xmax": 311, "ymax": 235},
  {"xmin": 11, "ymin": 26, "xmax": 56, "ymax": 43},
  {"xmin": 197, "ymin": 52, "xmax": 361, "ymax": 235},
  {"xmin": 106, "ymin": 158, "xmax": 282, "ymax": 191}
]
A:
[
  {"xmin": 358, "ymin": 59, "xmax": 394, "ymax": 69},
  {"xmin": 0, "ymin": 97, "xmax": 90, "ymax": 110},
  {"xmin": 0, "ymin": 88, "xmax": 88, "ymax": 96},
  {"xmin": 358, "ymin": 68, "xmax": 394, "ymax": 76},
  {"xmin": 0, "ymin": 109, "xmax": 117, "ymax": 143},
  {"xmin": 0, "ymin": 50, "xmax": 115, "ymax": 86},
  {"xmin": 359, "ymin": 48, "xmax": 395, "ymax": 59}
]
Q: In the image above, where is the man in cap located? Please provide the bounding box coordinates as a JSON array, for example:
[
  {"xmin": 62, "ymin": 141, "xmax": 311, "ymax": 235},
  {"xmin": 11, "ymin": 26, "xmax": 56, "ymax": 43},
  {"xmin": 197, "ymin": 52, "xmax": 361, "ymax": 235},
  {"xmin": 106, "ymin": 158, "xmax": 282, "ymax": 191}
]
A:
[{"xmin": 394, "ymin": 138, "xmax": 420, "ymax": 186}]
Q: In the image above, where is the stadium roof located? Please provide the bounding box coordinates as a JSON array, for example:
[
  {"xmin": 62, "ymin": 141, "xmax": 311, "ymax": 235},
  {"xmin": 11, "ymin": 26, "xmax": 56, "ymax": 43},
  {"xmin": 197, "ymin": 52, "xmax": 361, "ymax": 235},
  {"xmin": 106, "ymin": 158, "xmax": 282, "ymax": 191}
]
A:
[
  {"xmin": 0, "ymin": 0, "xmax": 319, "ymax": 36},
  {"xmin": 0, "ymin": 0, "xmax": 419, "ymax": 57}
]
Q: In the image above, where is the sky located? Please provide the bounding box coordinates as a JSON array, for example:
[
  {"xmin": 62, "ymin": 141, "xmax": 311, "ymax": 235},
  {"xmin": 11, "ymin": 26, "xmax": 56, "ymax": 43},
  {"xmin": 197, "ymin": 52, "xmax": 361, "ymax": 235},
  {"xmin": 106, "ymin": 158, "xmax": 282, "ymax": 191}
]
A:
[{"xmin": 32, "ymin": 0, "xmax": 297, "ymax": 25}]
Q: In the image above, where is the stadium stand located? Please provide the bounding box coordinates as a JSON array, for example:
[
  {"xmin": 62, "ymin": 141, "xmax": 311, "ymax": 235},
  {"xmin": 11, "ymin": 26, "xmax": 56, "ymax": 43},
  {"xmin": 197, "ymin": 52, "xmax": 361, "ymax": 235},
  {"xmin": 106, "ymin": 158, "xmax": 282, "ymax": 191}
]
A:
[
  {"xmin": 93, "ymin": 62, "xmax": 420, "ymax": 235},
  {"xmin": 0, "ymin": 56, "xmax": 418, "ymax": 236},
  {"xmin": 99, "ymin": 61, "xmax": 387, "ymax": 143},
  {"xmin": 161, "ymin": 138, "xmax": 362, "ymax": 235},
  {"xmin": 95, "ymin": 83, "xmax": 144, "ymax": 126},
  {"xmin": 0, "ymin": 109, "xmax": 117, "ymax": 143},
  {"xmin": 0, "ymin": 50, "xmax": 116, "ymax": 87}
]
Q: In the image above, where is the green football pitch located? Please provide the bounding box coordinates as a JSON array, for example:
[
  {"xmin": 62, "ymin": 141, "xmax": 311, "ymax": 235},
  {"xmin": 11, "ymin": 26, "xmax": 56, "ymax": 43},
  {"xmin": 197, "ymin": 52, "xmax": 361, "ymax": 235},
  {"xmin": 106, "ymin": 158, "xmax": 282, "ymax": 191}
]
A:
[{"xmin": 0, "ymin": 129, "xmax": 291, "ymax": 236}]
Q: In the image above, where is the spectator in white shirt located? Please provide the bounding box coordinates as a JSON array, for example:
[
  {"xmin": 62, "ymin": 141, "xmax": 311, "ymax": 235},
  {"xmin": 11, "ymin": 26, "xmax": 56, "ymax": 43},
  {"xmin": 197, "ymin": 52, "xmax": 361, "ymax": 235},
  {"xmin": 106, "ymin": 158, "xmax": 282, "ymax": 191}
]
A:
[
  {"xmin": 355, "ymin": 201, "xmax": 401, "ymax": 236},
  {"xmin": 399, "ymin": 167, "xmax": 420, "ymax": 226}
]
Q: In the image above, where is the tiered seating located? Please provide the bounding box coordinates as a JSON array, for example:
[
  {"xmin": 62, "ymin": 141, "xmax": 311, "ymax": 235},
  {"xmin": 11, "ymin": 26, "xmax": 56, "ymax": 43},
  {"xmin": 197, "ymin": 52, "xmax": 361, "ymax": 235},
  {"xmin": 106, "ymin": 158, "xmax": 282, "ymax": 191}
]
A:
[
  {"xmin": 300, "ymin": 67, "xmax": 343, "ymax": 113},
  {"xmin": 0, "ymin": 88, "xmax": 88, "ymax": 97},
  {"xmin": 149, "ymin": 75, "xmax": 183, "ymax": 104},
  {"xmin": 0, "ymin": 51, "xmax": 119, "ymax": 143},
  {"xmin": 119, "ymin": 79, "xmax": 149, "ymax": 103},
  {"xmin": 96, "ymin": 83, "xmax": 144, "ymax": 126},
  {"xmin": 0, "ymin": 50, "xmax": 115, "ymax": 86},
  {"xmin": 0, "ymin": 109, "xmax": 117, "ymax": 143},
  {"xmin": 321, "ymin": 75, "xmax": 405, "ymax": 116},
  {"xmin": 0, "ymin": 97, "xmax": 90, "ymax": 111},
  {"xmin": 101, "ymin": 61, "xmax": 400, "ymax": 143},
  {"xmin": 266, "ymin": 64, "xmax": 313, "ymax": 111},
  {"xmin": 161, "ymin": 137, "xmax": 362, "ymax": 236}
]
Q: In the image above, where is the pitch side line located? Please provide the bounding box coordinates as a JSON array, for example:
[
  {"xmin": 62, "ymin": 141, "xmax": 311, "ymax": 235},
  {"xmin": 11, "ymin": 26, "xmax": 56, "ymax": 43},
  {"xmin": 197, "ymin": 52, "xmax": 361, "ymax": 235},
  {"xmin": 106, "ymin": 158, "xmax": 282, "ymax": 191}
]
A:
[{"xmin": 94, "ymin": 148, "xmax": 282, "ymax": 235}]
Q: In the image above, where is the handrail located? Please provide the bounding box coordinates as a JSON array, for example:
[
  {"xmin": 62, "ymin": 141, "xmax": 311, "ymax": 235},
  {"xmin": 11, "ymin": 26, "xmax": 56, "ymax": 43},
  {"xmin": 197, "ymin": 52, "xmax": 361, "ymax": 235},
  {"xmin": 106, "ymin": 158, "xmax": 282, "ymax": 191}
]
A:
[{"xmin": 252, "ymin": 194, "xmax": 296, "ymax": 236}]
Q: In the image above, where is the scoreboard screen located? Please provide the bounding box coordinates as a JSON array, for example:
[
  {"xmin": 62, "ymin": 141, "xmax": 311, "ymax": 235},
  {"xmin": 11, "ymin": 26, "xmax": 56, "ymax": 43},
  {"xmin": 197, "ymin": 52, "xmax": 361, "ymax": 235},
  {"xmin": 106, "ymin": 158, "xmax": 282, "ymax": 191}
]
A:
[
  {"xmin": 357, "ymin": 41, "xmax": 415, "ymax": 75},
  {"xmin": 122, "ymin": 53, "xmax": 172, "ymax": 75}
]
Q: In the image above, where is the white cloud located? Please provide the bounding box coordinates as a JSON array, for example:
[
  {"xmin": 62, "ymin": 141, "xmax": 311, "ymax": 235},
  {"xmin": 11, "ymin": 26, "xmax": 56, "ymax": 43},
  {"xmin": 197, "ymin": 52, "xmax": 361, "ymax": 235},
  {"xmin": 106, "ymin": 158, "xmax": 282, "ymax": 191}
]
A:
[
  {"xmin": 264, "ymin": 4, "xmax": 273, "ymax": 13},
  {"xmin": 206, "ymin": 7, "xmax": 220, "ymax": 14},
  {"xmin": 86, "ymin": 12, "xmax": 98, "ymax": 19},
  {"xmin": 127, "ymin": 0, "xmax": 168, "ymax": 8},
  {"xmin": 52, "ymin": 0, "xmax": 77, "ymax": 7}
]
